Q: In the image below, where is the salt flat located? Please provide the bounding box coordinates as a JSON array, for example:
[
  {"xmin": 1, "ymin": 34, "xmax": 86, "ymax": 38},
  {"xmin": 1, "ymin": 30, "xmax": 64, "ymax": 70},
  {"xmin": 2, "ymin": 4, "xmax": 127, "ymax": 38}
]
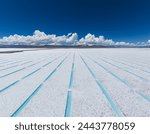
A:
[{"xmin": 0, "ymin": 48, "xmax": 150, "ymax": 117}]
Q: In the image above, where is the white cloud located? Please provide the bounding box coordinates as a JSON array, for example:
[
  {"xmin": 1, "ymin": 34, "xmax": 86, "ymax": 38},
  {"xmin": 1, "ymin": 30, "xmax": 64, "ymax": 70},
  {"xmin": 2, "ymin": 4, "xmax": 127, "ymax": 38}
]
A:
[
  {"xmin": 0, "ymin": 30, "xmax": 78, "ymax": 46},
  {"xmin": 77, "ymin": 33, "xmax": 132, "ymax": 46},
  {"xmin": 0, "ymin": 30, "xmax": 149, "ymax": 47}
]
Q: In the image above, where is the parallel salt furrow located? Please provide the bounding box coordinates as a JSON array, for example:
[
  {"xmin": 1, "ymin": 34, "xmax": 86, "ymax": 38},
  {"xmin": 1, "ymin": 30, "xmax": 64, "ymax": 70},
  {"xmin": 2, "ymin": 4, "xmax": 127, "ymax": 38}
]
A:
[
  {"xmin": 111, "ymin": 57, "xmax": 150, "ymax": 70},
  {"xmin": 64, "ymin": 53, "xmax": 75, "ymax": 117},
  {"xmin": 17, "ymin": 53, "xmax": 71, "ymax": 117},
  {"xmin": 11, "ymin": 55, "xmax": 68, "ymax": 117},
  {"xmin": 0, "ymin": 57, "xmax": 13, "ymax": 63},
  {"xmin": 0, "ymin": 60, "xmax": 11, "ymax": 65},
  {"xmin": 0, "ymin": 60, "xmax": 19, "ymax": 67},
  {"xmin": 0, "ymin": 54, "xmax": 51, "ymax": 70},
  {"xmin": 100, "ymin": 58, "xmax": 150, "ymax": 103},
  {"xmin": 86, "ymin": 56, "xmax": 133, "ymax": 88},
  {"xmin": 0, "ymin": 54, "xmax": 52, "ymax": 71},
  {"xmin": 120, "ymin": 59, "xmax": 150, "ymax": 69},
  {"xmin": 103, "ymin": 57, "xmax": 150, "ymax": 75},
  {"xmin": 71, "ymin": 53, "xmax": 115, "ymax": 116},
  {"xmin": 0, "ymin": 53, "xmax": 66, "ymax": 93},
  {"xmin": 0, "ymin": 48, "xmax": 149, "ymax": 117},
  {"xmin": 80, "ymin": 55, "xmax": 124, "ymax": 117},
  {"xmin": 86, "ymin": 55, "xmax": 150, "ymax": 105},
  {"xmin": 0, "ymin": 55, "xmax": 55, "ymax": 79},
  {"xmin": 82, "ymin": 51, "xmax": 150, "ymax": 116},
  {"xmin": 0, "ymin": 51, "xmax": 54, "ymax": 68},
  {"xmin": 0, "ymin": 60, "xmax": 32, "ymax": 72},
  {"xmin": 0, "ymin": 56, "xmax": 34, "ymax": 68},
  {"xmin": 100, "ymin": 58, "xmax": 149, "ymax": 82},
  {"xmin": 138, "ymin": 93, "xmax": 150, "ymax": 103}
]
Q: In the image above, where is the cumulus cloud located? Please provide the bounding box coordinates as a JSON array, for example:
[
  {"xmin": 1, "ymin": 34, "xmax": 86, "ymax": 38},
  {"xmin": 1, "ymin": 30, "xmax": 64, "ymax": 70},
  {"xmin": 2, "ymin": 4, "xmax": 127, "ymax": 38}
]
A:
[
  {"xmin": 78, "ymin": 34, "xmax": 108, "ymax": 46},
  {"xmin": 0, "ymin": 30, "xmax": 78, "ymax": 46},
  {"xmin": 77, "ymin": 33, "xmax": 133, "ymax": 46},
  {"xmin": 0, "ymin": 30, "xmax": 149, "ymax": 47}
]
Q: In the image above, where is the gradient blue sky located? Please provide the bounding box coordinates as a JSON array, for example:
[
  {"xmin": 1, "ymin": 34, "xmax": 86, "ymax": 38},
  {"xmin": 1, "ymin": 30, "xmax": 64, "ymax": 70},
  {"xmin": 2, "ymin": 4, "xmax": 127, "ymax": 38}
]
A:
[{"xmin": 0, "ymin": 0, "xmax": 150, "ymax": 42}]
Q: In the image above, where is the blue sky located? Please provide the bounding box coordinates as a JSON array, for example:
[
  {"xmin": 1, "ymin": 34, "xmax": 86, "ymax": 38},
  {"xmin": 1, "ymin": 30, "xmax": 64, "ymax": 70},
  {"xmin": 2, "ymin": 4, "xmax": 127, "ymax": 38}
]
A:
[{"xmin": 0, "ymin": 0, "xmax": 150, "ymax": 43}]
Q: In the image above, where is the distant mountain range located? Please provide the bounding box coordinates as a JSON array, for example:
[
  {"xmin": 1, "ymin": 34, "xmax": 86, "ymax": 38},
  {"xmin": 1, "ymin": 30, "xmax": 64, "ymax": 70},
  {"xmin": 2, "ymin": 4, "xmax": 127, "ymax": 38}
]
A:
[{"xmin": 0, "ymin": 44, "xmax": 150, "ymax": 48}]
